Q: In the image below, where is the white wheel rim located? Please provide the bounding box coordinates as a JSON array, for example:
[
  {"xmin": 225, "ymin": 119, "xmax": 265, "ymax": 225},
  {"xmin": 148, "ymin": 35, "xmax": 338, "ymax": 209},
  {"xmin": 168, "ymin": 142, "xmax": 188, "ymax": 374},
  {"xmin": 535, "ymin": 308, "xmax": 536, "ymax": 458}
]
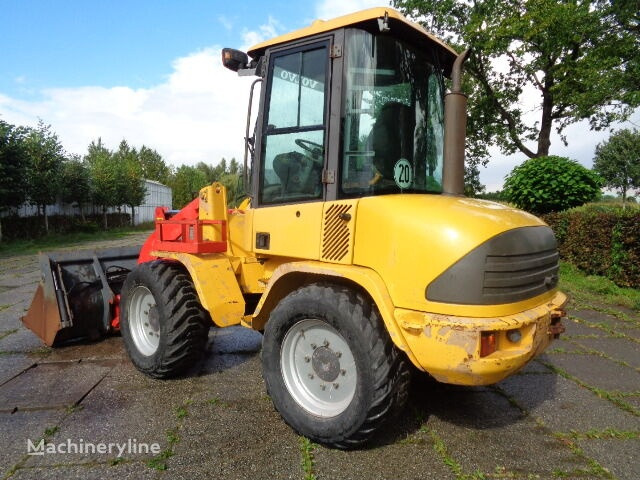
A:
[
  {"xmin": 128, "ymin": 285, "xmax": 160, "ymax": 356},
  {"xmin": 280, "ymin": 319, "xmax": 357, "ymax": 417}
]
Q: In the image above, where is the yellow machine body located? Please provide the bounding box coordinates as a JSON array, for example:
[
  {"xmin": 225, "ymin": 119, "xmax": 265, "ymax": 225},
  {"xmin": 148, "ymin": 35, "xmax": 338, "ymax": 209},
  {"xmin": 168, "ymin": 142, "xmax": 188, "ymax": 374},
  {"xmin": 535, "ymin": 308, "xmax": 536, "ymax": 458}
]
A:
[
  {"xmin": 148, "ymin": 7, "xmax": 566, "ymax": 387},
  {"xmin": 152, "ymin": 183, "xmax": 566, "ymax": 386}
]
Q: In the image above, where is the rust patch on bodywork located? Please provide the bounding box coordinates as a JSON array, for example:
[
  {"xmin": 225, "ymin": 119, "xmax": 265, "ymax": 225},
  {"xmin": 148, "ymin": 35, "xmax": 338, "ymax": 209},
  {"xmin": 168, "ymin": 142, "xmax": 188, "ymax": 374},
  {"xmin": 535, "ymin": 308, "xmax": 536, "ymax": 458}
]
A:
[{"xmin": 393, "ymin": 291, "xmax": 568, "ymax": 385}]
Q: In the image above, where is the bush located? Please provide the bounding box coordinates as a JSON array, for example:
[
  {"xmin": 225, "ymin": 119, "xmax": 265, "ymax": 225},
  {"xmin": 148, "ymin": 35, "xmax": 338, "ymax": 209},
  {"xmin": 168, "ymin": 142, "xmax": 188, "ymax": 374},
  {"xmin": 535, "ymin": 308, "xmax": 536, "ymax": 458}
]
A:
[
  {"xmin": 503, "ymin": 155, "xmax": 601, "ymax": 214},
  {"xmin": 543, "ymin": 204, "xmax": 640, "ymax": 288}
]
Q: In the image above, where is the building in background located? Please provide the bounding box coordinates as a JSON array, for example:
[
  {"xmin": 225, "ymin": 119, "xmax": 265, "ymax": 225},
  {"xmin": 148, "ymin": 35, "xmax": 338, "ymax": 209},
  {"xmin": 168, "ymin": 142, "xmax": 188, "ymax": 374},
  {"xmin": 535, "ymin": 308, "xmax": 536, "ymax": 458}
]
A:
[
  {"xmin": 3, "ymin": 180, "xmax": 172, "ymax": 226},
  {"xmin": 124, "ymin": 180, "xmax": 172, "ymax": 225}
]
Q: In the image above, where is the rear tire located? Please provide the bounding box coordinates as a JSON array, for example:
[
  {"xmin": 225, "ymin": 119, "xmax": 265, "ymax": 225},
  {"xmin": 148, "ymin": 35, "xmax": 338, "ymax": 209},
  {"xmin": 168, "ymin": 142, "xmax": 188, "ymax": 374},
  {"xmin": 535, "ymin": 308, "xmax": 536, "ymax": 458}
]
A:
[
  {"xmin": 120, "ymin": 260, "xmax": 209, "ymax": 379},
  {"xmin": 262, "ymin": 283, "xmax": 411, "ymax": 448}
]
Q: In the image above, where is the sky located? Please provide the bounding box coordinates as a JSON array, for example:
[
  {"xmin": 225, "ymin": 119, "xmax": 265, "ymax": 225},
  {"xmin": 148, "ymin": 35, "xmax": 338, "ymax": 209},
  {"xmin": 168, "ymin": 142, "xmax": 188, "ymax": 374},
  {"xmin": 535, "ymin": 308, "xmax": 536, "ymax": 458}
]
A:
[{"xmin": 1, "ymin": 0, "xmax": 637, "ymax": 192}]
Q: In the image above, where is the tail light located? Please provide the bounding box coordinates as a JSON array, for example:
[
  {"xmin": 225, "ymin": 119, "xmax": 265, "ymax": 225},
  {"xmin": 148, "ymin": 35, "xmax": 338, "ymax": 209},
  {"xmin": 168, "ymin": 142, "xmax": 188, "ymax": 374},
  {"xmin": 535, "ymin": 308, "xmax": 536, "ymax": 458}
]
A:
[{"xmin": 480, "ymin": 331, "xmax": 497, "ymax": 357}]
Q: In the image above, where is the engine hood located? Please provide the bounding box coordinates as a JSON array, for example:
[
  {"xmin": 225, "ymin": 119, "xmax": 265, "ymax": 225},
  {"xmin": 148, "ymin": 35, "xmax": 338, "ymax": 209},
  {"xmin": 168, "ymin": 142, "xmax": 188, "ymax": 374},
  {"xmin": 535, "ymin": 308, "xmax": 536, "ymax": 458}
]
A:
[{"xmin": 352, "ymin": 195, "xmax": 555, "ymax": 316}]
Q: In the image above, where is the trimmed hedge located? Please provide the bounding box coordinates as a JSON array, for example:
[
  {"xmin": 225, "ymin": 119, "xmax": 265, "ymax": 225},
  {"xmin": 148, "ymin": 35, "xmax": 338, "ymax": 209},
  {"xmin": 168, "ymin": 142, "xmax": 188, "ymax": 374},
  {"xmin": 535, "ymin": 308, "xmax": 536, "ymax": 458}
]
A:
[
  {"xmin": 543, "ymin": 204, "xmax": 640, "ymax": 289},
  {"xmin": 0, "ymin": 213, "xmax": 131, "ymax": 241}
]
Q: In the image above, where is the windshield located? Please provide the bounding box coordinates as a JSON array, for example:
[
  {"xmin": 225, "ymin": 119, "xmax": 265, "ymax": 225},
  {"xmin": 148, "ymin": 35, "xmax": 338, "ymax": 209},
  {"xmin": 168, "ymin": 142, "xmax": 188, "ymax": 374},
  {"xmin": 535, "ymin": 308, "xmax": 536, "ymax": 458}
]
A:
[{"xmin": 340, "ymin": 29, "xmax": 445, "ymax": 197}]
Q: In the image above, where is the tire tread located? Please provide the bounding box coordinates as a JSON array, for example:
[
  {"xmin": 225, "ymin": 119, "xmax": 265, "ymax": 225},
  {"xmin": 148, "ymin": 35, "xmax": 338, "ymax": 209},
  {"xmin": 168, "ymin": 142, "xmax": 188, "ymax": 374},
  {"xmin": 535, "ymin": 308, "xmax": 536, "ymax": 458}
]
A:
[
  {"xmin": 263, "ymin": 282, "xmax": 410, "ymax": 449},
  {"xmin": 121, "ymin": 260, "xmax": 209, "ymax": 379}
]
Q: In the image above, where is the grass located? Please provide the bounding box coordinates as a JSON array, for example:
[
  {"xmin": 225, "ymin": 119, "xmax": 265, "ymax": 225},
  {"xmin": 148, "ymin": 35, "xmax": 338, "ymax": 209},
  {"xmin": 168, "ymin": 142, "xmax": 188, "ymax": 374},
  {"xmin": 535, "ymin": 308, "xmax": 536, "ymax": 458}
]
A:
[
  {"xmin": 207, "ymin": 397, "xmax": 230, "ymax": 408},
  {"xmin": 146, "ymin": 398, "xmax": 191, "ymax": 471},
  {"xmin": 65, "ymin": 404, "xmax": 84, "ymax": 414},
  {"xmin": 541, "ymin": 361, "xmax": 639, "ymax": 417},
  {"xmin": 0, "ymin": 328, "xmax": 18, "ymax": 341},
  {"xmin": 569, "ymin": 315, "xmax": 640, "ymax": 345},
  {"xmin": 556, "ymin": 428, "xmax": 640, "ymax": 441},
  {"xmin": 175, "ymin": 406, "xmax": 189, "ymax": 419},
  {"xmin": 430, "ymin": 429, "xmax": 464, "ymax": 477},
  {"xmin": 146, "ymin": 429, "xmax": 179, "ymax": 471},
  {"xmin": 559, "ymin": 262, "xmax": 640, "ymax": 311},
  {"xmin": 43, "ymin": 426, "xmax": 59, "ymax": 437},
  {"xmin": 429, "ymin": 428, "xmax": 487, "ymax": 480},
  {"xmin": 299, "ymin": 437, "xmax": 317, "ymax": 480},
  {"xmin": 0, "ymin": 225, "xmax": 153, "ymax": 257},
  {"xmin": 551, "ymin": 437, "xmax": 613, "ymax": 479},
  {"xmin": 547, "ymin": 343, "xmax": 635, "ymax": 369}
]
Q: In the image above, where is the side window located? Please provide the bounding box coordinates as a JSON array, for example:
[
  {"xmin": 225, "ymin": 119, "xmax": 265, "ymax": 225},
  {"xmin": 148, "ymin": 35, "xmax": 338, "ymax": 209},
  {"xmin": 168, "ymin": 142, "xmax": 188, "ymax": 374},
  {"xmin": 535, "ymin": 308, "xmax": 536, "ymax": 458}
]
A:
[{"xmin": 260, "ymin": 45, "xmax": 328, "ymax": 204}]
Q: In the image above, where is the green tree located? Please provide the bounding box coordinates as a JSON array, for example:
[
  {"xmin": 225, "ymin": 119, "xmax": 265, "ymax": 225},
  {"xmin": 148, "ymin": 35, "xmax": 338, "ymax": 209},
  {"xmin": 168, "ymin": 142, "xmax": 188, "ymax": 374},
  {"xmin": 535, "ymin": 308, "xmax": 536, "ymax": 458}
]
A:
[
  {"xmin": 138, "ymin": 145, "xmax": 171, "ymax": 184},
  {"xmin": 593, "ymin": 129, "xmax": 640, "ymax": 207},
  {"xmin": 213, "ymin": 158, "xmax": 228, "ymax": 180},
  {"xmin": 86, "ymin": 138, "xmax": 119, "ymax": 229},
  {"xmin": 23, "ymin": 121, "xmax": 65, "ymax": 233},
  {"xmin": 393, "ymin": 0, "xmax": 639, "ymax": 166},
  {"xmin": 476, "ymin": 190, "xmax": 504, "ymax": 201},
  {"xmin": 503, "ymin": 155, "xmax": 601, "ymax": 214},
  {"xmin": 196, "ymin": 159, "xmax": 232, "ymax": 184},
  {"xmin": 228, "ymin": 158, "xmax": 240, "ymax": 176},
  {"xmin": 219, "ymin": 172, "xmax": 243, "ymax": 206},
  {"xmin": 61, "ymin": 154, "xmax": 91, "ymax": 221},
  {"xmin": 169, "ymin": 165, "xmax": 208, "ymax": 209},
  {"xmin": 464, "ymin": 163, "xmax": 485, "ymax": 197},
  {"xmin": 194, "ymin": 159, "xmax": 245, "ymax": 205},
  {"xmin": 112, "ymin": 140, "xmax": 146, "ymax": 225},
  {"xmin": 195, "ymin": 161, "xmax": 217, "ymax": 184},
  {"xmin": 607, "ymin": 0, "xmax": 640, "ymax": 105},
  {"xmin": 0, "ymin": 120, "xmax": 30, "ymax": 242}
]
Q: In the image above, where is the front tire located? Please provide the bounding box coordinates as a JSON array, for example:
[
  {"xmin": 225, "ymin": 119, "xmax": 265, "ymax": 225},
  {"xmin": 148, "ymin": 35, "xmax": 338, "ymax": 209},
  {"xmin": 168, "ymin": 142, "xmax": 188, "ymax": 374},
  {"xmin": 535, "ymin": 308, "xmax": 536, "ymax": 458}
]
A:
[
  {"xmin": 262, "ymin": 283, "xmax": 410, "ymax": 448},
  {"xmin": 120, "ymin": 260, "xmax": 209, "ymax": 379}
]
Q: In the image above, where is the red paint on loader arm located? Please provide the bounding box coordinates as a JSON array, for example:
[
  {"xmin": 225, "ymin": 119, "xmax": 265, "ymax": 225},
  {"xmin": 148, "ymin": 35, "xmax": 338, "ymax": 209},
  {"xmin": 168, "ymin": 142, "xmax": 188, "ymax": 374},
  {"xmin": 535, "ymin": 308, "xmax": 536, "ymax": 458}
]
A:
[{"xmin": 138, "ymin": 197, "xmax": 227, "ymax": 263}]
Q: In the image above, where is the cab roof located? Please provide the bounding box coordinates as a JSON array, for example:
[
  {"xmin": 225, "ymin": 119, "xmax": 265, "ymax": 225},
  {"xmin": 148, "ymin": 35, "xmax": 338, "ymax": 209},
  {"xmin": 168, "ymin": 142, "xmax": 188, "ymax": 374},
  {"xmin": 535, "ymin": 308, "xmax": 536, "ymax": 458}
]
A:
[{"xmin": 247, "ymin": 7, "xmax": 458, "ymax": 73}]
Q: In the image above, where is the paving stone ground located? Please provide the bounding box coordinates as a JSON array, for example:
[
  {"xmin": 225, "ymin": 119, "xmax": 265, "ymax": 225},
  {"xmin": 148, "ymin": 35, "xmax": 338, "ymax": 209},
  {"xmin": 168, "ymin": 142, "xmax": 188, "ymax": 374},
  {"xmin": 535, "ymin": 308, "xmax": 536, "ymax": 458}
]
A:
[{"xmin": 0, "ymin": 233, "xmax": 638, "ymax": 480}]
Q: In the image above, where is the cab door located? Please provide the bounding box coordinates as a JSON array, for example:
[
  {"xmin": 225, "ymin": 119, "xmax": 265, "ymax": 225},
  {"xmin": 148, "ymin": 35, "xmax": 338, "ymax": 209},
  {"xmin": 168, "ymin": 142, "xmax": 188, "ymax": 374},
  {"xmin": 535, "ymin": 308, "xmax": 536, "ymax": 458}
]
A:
[{"xmin": 252, "ymin": 39, "xmax": 332, "ymax": 259}]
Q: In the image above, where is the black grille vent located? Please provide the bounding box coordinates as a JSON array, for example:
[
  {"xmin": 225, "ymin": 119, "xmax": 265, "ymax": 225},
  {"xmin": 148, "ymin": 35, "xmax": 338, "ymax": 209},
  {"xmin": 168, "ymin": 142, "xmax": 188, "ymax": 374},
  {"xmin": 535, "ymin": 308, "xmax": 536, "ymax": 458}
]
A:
[
  {"xmin": 321, "ymin": 204, "xmax": 352, "ymax": 262},
  {"xmin": 427, "ymin": 226, "xmax": 559, "ymax": 305},
  {"xmin": 483, "ymin": 249, "xmax": 559, "ymax": 302}
]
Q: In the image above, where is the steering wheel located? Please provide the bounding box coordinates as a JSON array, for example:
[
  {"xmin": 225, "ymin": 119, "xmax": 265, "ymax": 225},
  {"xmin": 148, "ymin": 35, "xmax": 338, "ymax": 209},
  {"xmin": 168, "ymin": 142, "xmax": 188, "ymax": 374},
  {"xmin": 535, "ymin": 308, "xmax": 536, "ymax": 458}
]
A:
[{"xmin": 295, "ymin": 139, "xmax": 324, "ymax": 161}]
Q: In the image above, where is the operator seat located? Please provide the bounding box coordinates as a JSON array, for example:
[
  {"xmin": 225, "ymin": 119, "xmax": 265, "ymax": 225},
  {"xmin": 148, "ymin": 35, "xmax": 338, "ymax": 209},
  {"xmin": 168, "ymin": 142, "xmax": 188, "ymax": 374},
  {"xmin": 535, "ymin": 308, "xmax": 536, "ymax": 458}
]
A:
[
  {"xmin": 370, "ymin": 102, "xmax": 415, "ymax": 179},
  {"xmin": 273, "ymin": 151, "xmax": 318, "ymax": 197}
]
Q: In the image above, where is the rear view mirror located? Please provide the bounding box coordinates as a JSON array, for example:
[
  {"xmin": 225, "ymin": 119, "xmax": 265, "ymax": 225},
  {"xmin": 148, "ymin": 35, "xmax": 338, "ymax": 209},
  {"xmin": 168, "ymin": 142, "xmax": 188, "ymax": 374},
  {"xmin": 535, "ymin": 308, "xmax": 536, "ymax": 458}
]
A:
[{"xmin": 222, "ymin": 48, "xmax": 249, "ymax": 72}]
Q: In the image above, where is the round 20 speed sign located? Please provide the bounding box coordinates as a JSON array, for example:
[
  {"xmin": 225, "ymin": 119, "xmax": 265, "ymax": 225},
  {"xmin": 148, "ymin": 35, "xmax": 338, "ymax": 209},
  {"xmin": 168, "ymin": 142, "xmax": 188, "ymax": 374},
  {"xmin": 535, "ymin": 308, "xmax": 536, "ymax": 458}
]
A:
[{"xmin": 394, "ymin": 159, "xmax": 413, "ymax": 189}]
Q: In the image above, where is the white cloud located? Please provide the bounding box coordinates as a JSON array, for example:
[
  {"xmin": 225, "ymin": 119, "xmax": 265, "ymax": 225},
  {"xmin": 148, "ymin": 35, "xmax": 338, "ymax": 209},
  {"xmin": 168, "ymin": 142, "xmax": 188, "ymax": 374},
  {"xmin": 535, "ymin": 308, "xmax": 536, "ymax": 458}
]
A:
[
  {"xmin": 218, "ymin": 15, "xmax": 233, "ymax": 31},
  {"xmin": 241, "ymin": 16, "xmax": 283, "ymax": 50},
  {"xmin": 478, "ymin": 112, "xmax": 640, "ymax": 192},
  {"xmin": 0, "ymin": 47, "xmax": 256, "ymax": 168},
  {"xmin": 314, "ymin": 0, "xmax": 390, "ymax": 20}
]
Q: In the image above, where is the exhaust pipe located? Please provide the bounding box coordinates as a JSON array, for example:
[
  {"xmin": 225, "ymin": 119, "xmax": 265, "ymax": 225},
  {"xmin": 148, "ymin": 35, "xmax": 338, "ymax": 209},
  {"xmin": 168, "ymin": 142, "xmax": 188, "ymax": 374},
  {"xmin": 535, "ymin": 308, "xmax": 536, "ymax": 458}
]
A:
[{"xmin": 442, "ymin": 49, "xmax": 471, "ymax": 196}]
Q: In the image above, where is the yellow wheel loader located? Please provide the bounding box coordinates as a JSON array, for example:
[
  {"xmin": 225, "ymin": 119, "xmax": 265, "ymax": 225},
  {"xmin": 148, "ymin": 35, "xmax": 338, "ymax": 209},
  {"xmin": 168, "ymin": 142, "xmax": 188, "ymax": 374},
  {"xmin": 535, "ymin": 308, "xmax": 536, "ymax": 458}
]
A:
[{"xmin": 23, "ymin": 7, "xmax": 567, "ymax": 448}]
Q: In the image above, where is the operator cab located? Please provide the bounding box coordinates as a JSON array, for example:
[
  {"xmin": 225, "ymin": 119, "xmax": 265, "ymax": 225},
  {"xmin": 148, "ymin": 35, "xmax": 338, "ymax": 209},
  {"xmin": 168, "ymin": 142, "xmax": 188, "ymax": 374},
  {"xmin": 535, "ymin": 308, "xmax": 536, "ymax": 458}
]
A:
[{"xmin": 223, "ymin": 8, "xmax": 457, "ymax": 208}]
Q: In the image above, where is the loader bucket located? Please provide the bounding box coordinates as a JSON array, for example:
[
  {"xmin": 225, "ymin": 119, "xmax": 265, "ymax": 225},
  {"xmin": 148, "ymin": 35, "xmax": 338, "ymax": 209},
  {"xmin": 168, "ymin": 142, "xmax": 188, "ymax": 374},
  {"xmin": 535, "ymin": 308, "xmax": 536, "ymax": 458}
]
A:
[{"xmin": 22, "ymin": 246, "xmax": 141, "ymax": 347}]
